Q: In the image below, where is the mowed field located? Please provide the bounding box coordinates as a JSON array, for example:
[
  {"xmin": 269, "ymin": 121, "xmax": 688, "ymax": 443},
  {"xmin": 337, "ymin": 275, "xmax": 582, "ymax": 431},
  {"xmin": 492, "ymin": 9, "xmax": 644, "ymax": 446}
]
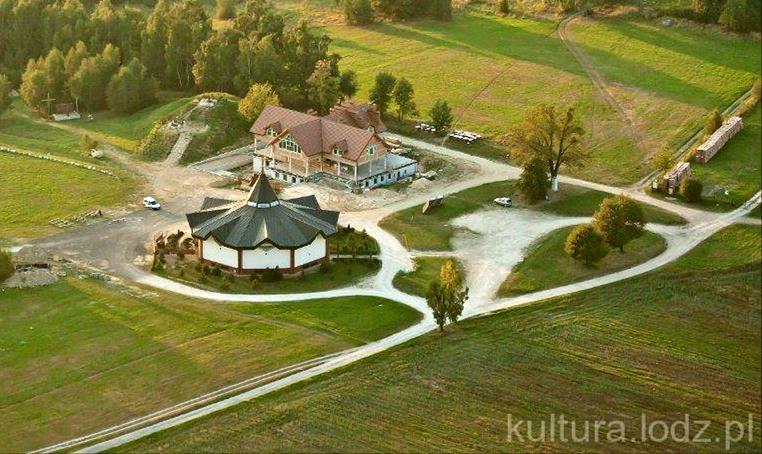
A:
[
  {"xmin": 0, "ymin": 278, "xmax": 420, "ymax": 451},
  {"xmin": 125, "ymin": 225, "xmax": 761, "ymax": 452},
  {"xmin": 567, "ymin": 16, "xmax": 761, "ymax": 152},
  {"xmin": 304, "ymin": 3, "xmax": 761, "ymax": 184},
  {"xmin": 321, "ymin": 7, "xmax": 646, "ymax": 184},
  {"xmin": 0, "ymin": 154, "xmax": 135, "ymax": 240}
]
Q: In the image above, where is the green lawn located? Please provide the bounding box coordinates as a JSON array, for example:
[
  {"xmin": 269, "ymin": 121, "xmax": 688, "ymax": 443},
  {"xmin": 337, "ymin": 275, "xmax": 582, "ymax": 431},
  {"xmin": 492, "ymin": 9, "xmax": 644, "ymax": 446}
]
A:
[
  {"xmin": 69, "ymin": 95, "xmax": 192, "ymax": 151},
  {"xmin": 0, "ymin": 278, "xmax": 419, "ymax": 451},
  {"xmin": 158, "ymin": 258, "xmax": 380, "ymax": 294},
  {"xmin": 661, "ymin": 224, "xmax": 761, "ymax": 273},
  {"xmin": 0, "ymin": 113, "xmax": 88, "ymax": 162},
  {"xmin": 536, "ymin": 185, "xmax": 687, "ymax": 225},
  {"xmin": 381, "ymin": 180, "xmax": 684, "ymax": 251},
  {"xmin": 393, "ymin": 256, "xmax": 460, "ymax": 297},
  {"xmin": 499, "ymin": 224, "xmax": 667, "ymax": 296},
  {"xmin": 568, "ymin": 17, "xmax": 761, "ymax": 153},
  {"xmin": 125, "ymin": 226, "xmax": 761, "ymax": 453},
  {"xmin": 0, "ymin": 153, "xmax": 136, "ymax": 240},
  {"xmin": 690, "ymin": 104, "xmax": 761, "ymax": 209}
]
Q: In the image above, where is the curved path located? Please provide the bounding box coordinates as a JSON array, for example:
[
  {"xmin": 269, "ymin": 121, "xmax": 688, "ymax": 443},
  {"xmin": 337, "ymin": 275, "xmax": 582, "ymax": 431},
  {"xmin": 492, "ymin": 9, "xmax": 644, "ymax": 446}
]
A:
[{"xmin": 30, "ymin": 135, "xmax": 761, "ymax": 453}]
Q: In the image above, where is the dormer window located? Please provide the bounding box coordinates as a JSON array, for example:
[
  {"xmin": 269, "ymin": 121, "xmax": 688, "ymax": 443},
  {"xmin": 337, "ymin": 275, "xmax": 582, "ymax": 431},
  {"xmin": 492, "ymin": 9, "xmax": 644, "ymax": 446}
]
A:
[
  {"xmin": 365, "ymin": 144, "xmax": 377, "ymax": 156},
  {"xmin": 279, "ymin": 135, "xmax": 301, "ymax": 153},
  {"xmin": 265, "ymin": 127, "xmax": 277, "ymax": 137},
  {"xmin": 332, "ymin": 145, "xmax": 343, "ymax": 156},
  {"xmin": 367, "ymin": 126, "xmax": 375, "ymax": 132}
]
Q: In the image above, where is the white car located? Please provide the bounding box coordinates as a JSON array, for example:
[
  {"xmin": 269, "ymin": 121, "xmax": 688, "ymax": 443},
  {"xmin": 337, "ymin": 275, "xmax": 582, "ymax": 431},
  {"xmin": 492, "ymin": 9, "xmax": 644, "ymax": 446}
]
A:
[
  {"xmin": 143, "ymin": 196, "xmax": 161, "ymax": 210},
  {"xmin": 494, "ymin": 197, "xmax": 512, "ymax": 208}
]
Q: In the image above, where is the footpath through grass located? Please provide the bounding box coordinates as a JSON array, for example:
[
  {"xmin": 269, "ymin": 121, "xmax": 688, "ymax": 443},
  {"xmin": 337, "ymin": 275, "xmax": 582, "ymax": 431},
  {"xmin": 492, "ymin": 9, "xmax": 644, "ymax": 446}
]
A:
[
  {"xmin": 499, "ymin": 225, "xmax": 666, "ymax": 296},
  {"xmin": 0, "ymin": 278, "xmax": 419, "ymax": 451},
  {"xmin": 0, "ymin": 153, "xmax": 136, "ymax": 240},
  {"xmin": 381, "ymin": 181, "xmax": 684, "ymax": 251},
  {"xmin": 568, "ymin": 16, "xmax": 761, "ymax": 154},
  {"xmin": 126, "ymin": 225, "xmax": 761, "ymax": 452}
]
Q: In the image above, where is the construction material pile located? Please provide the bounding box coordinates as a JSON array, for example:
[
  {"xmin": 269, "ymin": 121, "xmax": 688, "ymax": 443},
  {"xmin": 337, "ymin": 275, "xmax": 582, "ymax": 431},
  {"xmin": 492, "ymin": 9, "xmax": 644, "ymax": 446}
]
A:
[{"xmin": 696, "ymin": 116, "xmax": 743, "ymax": 163}]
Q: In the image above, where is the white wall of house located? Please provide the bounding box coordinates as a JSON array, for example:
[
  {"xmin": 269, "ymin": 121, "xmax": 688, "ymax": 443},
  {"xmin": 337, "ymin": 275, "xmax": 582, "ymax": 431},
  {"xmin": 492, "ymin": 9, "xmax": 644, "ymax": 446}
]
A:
[
  {"xmin": 294, "ymin": 236, "xmax": 326, "ymax": 267},
  {"xmin": 242, "ymin": 244, "xmax": 291, "ymax": 269},
  {"xmin": 202, "ymin": 237, "xmax": 238, "ymax": 268}
]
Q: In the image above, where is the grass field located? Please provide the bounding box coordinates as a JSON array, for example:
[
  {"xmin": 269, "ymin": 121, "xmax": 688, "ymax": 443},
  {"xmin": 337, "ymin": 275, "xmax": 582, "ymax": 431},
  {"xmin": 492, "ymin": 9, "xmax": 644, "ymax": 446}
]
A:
[
  {"xmin": 568, "ymin": 16, "xmax": 761, "ymax": 153},
  {"xmin": 499, "ymin": 224, "xmax": 667, "ymax": 295},
  {"xmin": 690, "ymin": 104, "xmax": 761, "ymax": 208},
  {"xmin": 158, "ymin": 258, "xmax": 380, "ymax": 294},
  {"xmin": 0, "ymin": 114, "xmax": 85, "ymax": 161},
  {"xmin": 319, "ymin": 7, "xmax": 647, "ymax": 184},
  {"xmin": 126, "ymin": 225, "xmax": 761, "ymax": 452},
  {"xmin": 393, "ymin": 256, "xmax": 460, "ymax": 297},
  {"xmin": 69, "ymin": 95, "xmax": 192, "ymax": 151},
  {"xmin": 0, "ymin": 154, "xmax": 136, "ymax": 240},
  {"xmin": 380, "ymin": 181, "xmax": 684, "ymax": 251},
  {"xmin": 0, "ymin": 278, "xmax": 419, "ymax": 451}
]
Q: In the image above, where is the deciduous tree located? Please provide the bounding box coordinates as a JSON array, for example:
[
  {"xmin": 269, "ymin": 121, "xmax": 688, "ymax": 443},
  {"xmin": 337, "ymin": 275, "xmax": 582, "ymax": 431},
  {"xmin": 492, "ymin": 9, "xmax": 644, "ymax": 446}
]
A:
[
  {"xmin": 510, "ymin": 104, "xmax": 587, "ymax": 192},
  {"xmin": 343, "ymin": 0, "xmax": 373, "ymax": 25},
  {"xmin": 339, "ymin": 70, "xmax": 358, "ymax": 101},
  {"xmin": 652, "ymin": 147, "xmax": 674, "ymax": 173},
  {"xmin": 393, "ymin": 77, "xmax": 417, "ymax": 122},
  {"xmin": 307, "ymin": 59, "xmax": 341, "ymax": 115},
  {"xmin": 518, "ymin": 156, "xmax": 549, "ymax": 204},
  {"xmin": 193, "ymin": 28, "xmax": 242, "ymax": 93},
  {"xmin": 215, "ymin": 0, "xmax": 236, "ymax": 20},
  {"xmin": 106, "ymin": 58, "xmax": 157, "ymax": 114},
  {"xmin": 238, "ymin": 82, "xmax": 280, "ymax": 122},
  {"xmin": 0, "ymin": 73, "xmax": 11, "ymax": 115},
  {"xmin": 592, "ymin": 195, "xmax": 645, "ymax": 253},
  {"xmin": 430, "ymin": 99, "xmax": 453, "ymax": 133},
  {"xmin": 20, "ymin": 65, "xmax": 48, "ymax": 112},
  {"xmin": 565, "ymin": 224, "xmax": 608, "ymax": 265},
  {"xmin": 369, "ymin": 72, "xmax": 396, "ymax": 116},
  {"xmin": 426, "ymin": 281, "xmax": 448, "ymax": 332},
  {"xmin": 439, "ymin": 259, "xmax": 468, "ymax": 325},
  {"xmin": 64, "ymin": 41, "xmax": 89, "ymax": 79}
]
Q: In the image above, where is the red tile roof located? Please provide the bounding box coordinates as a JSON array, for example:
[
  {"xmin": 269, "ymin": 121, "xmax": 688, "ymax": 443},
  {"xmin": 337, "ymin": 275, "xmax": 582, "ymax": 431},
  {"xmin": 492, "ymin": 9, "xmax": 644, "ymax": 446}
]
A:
[{"xmin": 250, "ymin": 105, "xmax": 386, "ymax": 161}]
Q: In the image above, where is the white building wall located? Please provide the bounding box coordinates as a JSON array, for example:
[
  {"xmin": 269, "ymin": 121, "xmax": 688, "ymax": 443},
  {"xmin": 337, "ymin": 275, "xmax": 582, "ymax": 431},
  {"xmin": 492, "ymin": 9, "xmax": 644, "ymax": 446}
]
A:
[
  {"xmin": 242, "ymin": 245, "xmax": 291, "ymax": 269},
  {"xmin": 202, "ymin": 237, "xmax": 238, "ymax": 268},
  {"xmin": 294, "ymin": 236, "xmax": 326, "ymax": 267}
]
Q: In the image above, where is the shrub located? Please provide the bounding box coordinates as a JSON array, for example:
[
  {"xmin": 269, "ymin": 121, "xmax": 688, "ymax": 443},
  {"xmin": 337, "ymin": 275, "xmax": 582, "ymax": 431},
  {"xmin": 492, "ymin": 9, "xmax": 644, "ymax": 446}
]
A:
[
  {"xmin": 202, "ymin": 265, "xmax": 211, "ymax": 275},
  {"xmin": 344, "ymin": 0, "xmax": 374, "ymax": 25},
  {"xmin": 320, "ymin": 261, "xmax": 332, "ymax": 274},
  {"xmin": 680, "ymin": 178, "xmax": 703, "ymax": 203},
  {"xmin": 262, "ymin": 267, "xmax": 283, "ymax": 282},
  {"xmin": 225, "ymin": 272, "xmax": 235, "ymax": 283},
  {"xmin": 215, "ymin": 0, "xmax": 235, "ymax": 19},
  {"xmin": 211, "ymin": 266, "xmax": 222, "ymax": 277},
  {"xmin": 176, "ymin": 250, "xmax": 186, "ymax": 261},
  {"xmin": 178, "ymin": 269, "xmax": 185, "ymax": 278},
  {"xmin": 703, "ymin": 109, "xmax": 723, "ymax": 136},
  {"xmin": 0, "ymin": 250, "xmax": 14, "ymax": 284},
  {"xmin": 496, "ymin": 0, "xmax": 511, "ymax": 14},
  {"xmin": 199, "ymin": 274, "xmax": 208, "ymax": 284},
  {"xmin": 565, "ymin": 224, "xmax": 608, "ymax": 265},
  {"xmin": 220, "ymin": 282, "xmax": 231, "ymax": 291},
  {"xmin": 195, "ymin": 262, "xmax": 203, "ymax": 272},
  {"xmin": 518, "ymin": 157, "xmax": 549, "ymax": 204}
]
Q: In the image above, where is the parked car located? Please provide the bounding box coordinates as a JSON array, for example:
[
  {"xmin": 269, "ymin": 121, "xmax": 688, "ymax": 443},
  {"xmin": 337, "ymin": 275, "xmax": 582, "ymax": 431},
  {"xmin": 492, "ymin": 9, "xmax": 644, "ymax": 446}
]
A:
[
  {"xmin": 143, "ymin": 196, "xmax": 161, "ymax": 210},
  {"xmin": 493, "ymin": 197, "xmax": 512, "ymax": 207}
]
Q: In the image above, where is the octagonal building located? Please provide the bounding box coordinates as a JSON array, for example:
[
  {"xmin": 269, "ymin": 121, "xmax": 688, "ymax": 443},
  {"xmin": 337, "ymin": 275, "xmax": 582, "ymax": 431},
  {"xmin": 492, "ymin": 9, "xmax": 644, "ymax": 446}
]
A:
[{"xmin": 186, "ymin": 173, "xmax": 339, "ymax": 273}]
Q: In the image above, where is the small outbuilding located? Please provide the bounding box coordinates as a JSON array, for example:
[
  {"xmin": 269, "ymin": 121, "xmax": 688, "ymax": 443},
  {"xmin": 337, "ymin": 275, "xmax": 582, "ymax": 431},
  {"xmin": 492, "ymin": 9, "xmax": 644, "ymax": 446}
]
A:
[{"xmin": 186, "ymin": 173, "xmax": 339, "ymax": 274}]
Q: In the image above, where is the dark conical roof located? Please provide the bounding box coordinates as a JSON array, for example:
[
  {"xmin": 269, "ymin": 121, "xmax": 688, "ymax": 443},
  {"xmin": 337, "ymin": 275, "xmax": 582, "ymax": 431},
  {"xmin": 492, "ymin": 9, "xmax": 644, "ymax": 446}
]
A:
[
  {"xmin": 247, "ymin": 172, "xmax": 278, "ymax": 204},
  {"xmin": 186, "ymin": 177, "xmax": 339, "ymax": 249}
]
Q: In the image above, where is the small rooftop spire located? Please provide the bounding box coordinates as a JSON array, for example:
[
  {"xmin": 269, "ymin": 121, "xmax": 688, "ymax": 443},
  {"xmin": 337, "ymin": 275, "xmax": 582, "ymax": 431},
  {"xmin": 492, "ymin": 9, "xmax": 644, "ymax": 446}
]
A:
[{"xmin": 247, "ymin": 172, "xmax": 279, "ymax": 205}]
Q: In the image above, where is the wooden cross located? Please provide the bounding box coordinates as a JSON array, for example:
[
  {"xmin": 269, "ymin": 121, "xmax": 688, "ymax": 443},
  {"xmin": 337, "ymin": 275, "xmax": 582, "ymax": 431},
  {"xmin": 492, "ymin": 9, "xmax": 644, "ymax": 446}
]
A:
[{"xmin": 41, "ymin": 93, "xmax": 55, "ymax": 115}]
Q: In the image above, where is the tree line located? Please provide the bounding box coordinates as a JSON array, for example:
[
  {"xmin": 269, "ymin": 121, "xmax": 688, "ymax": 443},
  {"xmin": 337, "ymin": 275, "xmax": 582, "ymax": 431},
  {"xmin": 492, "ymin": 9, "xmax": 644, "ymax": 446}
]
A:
[
  {"xmin": 1, "ymin": 0, "xmax": 357, "ymax": 116},
  {"xmin": 340, "ymin": 0, "xmax": 453, "ymax": 25}
]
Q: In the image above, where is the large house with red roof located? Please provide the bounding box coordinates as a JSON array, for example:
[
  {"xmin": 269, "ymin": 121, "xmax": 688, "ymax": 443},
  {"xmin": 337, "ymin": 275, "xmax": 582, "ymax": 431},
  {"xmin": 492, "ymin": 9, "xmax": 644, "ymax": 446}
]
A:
[{"xmin": 250, "ymin": 104, "xmax": 416, "ymax": 189}]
